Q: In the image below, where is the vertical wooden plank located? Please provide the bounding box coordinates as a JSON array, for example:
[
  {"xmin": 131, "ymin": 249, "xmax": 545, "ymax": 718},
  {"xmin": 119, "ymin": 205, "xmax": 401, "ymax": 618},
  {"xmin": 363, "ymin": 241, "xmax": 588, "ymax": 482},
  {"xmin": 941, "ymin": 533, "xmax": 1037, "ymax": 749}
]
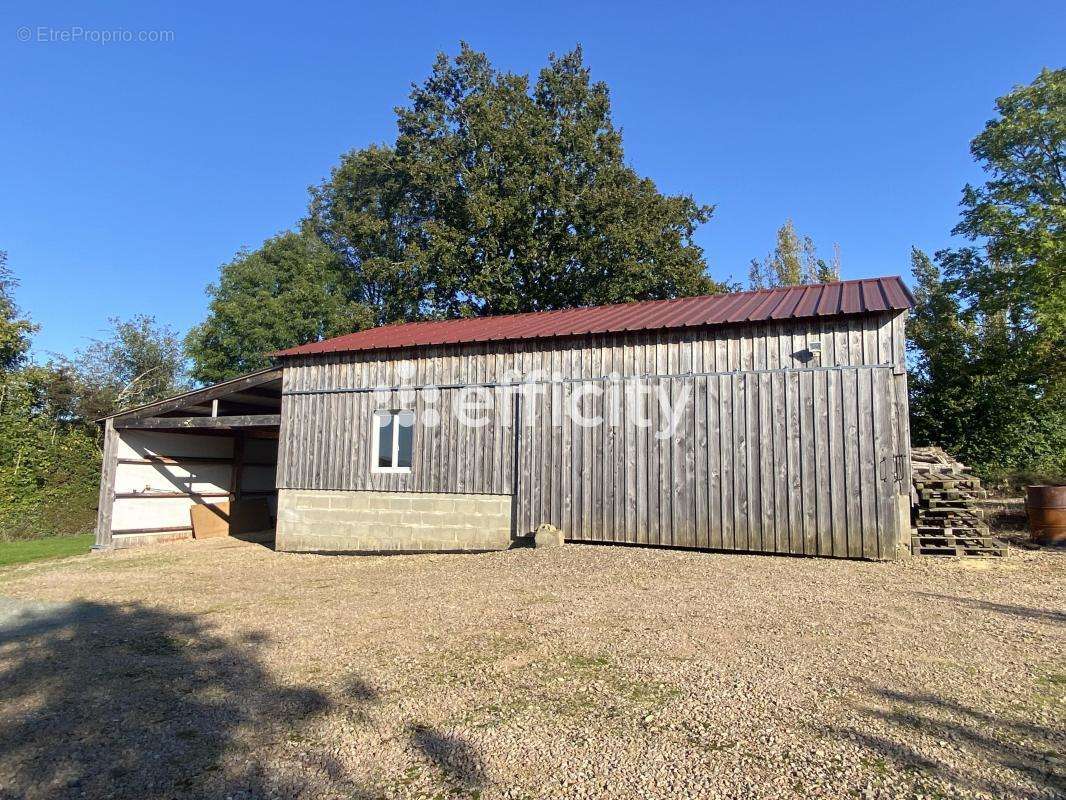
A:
[
  {"xmin": 856, "ymin": 367, "xmax": 877, "ymax": 557},
  {"xmin": 455, "ymin": 353, "xmax": 469, "ymax": 495},
  {"xmin": 746, "ymin": 368, "xmax": 762, "ymax": 550},
  {"xmin": 295, "ymin": 365, "xmax": 308, "ymax": 491},
  {"xmin": 321, "ymin": 362, "xmax": 334, "ymax": 490},
  {"xmin": 313, "ymin": 365, "xmax": 326, "ymax": 490},
  {"xmin": 693, "ymin": 373, "xmax": 708, "ymax": 549},
  {"xmin": 581, "ymin": 347, "xmax": 594, "ymax": 539},
  {"xmin": 589, "ymin": 370, "xmax": 604, "ymax": 541},
  {"xmin": 601, "ymin": 347, "xmax": 616, "ymax": 541},
  {"xmin": 624, "ymin": 349, "xmax": 639, "ymax": 544},
  {"xmin": 612, "ymin": 348, "xmax": 627, "ymax": 543},
  {"xmin": 770, "ymin": 371, "xmax": 788, "ymax": 554},
  {"xmin": 733, "ymin": 372, "xmax": 749, "ymax": 551},
  {"xmin": 554, "ymin": 373, "xmax": 571, "ymax": 535},
  {"xmin": 332, "ymin": 362, "xmax": 345, "ymax": 488},
  {"xmin": 862, "ymin": 314, "xmax": 879, "ymax": 366},
  {"xmin": 785, "ymin": 370, "xmax": 802, "ymax": 554},
  {"xmin": 286, "ymin": 364, "xmax": 300, "ymax": 489},
  {"xmin": 290, "ymin": 368, "xmax": 304, "ymax": 489},
  {"xmin": 545, "ymin": 351, "xmax": 562, "ymax": 535},
  {"xmin": 677, "ymin": 335, "xmax": 695, "ymax": 548},
  {"xmin": 841, "ymin": 366, "xmax": 862, "ymax": 558},
  {"xmin": 230, "ymin": 432, "xmax": 245, "ymax": 501},
  {"xmin": 275, "ymin": 368, "xmax": 291, "ymax": 491},
  {"xmin": 429, "ymin": 370, "xmax": 442, "ymax": 494},
  {"xmin": 872, "ymin": 367, "xmax": 897, "ymax": 559},
  {"xmin": 757, "ymin": 371, "xmax": 774, "ymax": 552},
  {"xmin": 588, "ymin": 349, "xmax": 596, "ymax": 539},
  {"xmin": 336, "ymin": 360, "xmax": 350, "ymax": 491},
  {"xmin": 719, "ymin": 373, "xmax": 734, "ymax": 551},
  {"xmin": 800, "ymin": 369, "xmax": 818, "ymax": 555},
  {"xmin": 93, "ymin": 419, "xmax": 119, "ymax": 548},
  {"xmin": 633, "ymin": 343, "xmax": 649, "ymax": 545},
  {"xmin": 308, "ymin": 367, "xmax": 323, "ymax": 490},
  {"xmin": 645, "ymin": 345, "xmax": 658, "ymax": 545},
  {"xmin": 465, "ymin": 351, "xmax": 479, "ymax": 494},
  {"xmin": 705, "ymin": 369, "xmax": 720, "ymax": 550},
  {"xmin": 812, "ymin": 369, "xmax": 832, "ymax": 555},
  {"xmin": 826, "ymin": 369, "xmax": 847, "ymax": 558}
]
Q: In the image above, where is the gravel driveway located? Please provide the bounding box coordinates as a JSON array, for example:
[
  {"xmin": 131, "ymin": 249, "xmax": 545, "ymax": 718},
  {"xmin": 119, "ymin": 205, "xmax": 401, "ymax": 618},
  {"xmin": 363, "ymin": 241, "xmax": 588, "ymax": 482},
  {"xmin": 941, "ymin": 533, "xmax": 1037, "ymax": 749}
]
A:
[{"xmin": 0, "ymin": 539, "xmax": 1061, "ymax": 800}]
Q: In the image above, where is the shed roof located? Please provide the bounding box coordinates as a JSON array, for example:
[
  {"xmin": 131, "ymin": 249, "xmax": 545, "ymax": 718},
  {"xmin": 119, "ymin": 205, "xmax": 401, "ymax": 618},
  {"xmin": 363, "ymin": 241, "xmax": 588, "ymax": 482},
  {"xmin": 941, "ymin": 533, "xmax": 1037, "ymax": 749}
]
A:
[{"xmin": 273, "ymin": 276, "xmax": 914, "ymax": 358}]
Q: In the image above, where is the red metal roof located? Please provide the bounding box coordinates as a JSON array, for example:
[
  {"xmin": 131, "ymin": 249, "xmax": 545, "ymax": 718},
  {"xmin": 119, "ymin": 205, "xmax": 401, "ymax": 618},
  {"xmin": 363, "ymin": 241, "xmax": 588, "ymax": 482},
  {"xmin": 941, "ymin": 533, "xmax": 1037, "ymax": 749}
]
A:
[{"xmin": 273, "ymin": 276, "xmax": 914, "ymax": 358}]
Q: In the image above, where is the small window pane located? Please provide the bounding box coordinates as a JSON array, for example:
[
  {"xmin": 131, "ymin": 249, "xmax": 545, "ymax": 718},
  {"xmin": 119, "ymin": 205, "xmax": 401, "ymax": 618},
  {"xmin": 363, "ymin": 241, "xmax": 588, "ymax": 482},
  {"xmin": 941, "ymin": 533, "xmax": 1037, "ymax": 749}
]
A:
[
  {"xmin": 396, "ymin": 412, "xmax": 414, "ymax": 468},
  {"xmin": 376, "ymin": 413, "xmax": 394, "ymax": 468}
]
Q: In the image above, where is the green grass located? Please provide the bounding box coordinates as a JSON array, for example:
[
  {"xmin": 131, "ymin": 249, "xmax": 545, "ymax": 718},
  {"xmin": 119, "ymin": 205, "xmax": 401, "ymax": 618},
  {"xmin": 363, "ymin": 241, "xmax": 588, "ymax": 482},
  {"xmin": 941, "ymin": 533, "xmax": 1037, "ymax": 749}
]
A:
[{"xmin": 0, "ymin": 534, "xmax": 94, "ymax": 567}]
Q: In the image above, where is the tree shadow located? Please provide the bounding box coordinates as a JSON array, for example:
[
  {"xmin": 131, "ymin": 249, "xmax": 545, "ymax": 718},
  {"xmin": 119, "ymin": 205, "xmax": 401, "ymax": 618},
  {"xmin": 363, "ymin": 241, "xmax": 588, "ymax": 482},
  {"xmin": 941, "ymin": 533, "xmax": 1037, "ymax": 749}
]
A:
[
  {"xmin": 914, "ymin": 592, "xmax": 1066, "ymax": 624},
  {"xmin": 409, "ymin": 723, "xmax": 486, "ymax": 793},
  {"xmin": 0, "ymin": 599, "xmax": 370, "ymax": 799},
  {"xmin": 832, "ymin": 682, "xmax": 1064, "ymax": 798}
]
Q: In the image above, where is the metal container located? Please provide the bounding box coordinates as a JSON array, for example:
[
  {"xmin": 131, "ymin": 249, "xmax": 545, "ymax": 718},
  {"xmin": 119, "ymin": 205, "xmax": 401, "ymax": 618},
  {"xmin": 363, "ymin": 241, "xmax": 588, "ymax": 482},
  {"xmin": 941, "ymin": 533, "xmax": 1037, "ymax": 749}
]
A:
[{"xmin": 1026, "ymin": 485, "xmax": 1066, "ymax": 545}]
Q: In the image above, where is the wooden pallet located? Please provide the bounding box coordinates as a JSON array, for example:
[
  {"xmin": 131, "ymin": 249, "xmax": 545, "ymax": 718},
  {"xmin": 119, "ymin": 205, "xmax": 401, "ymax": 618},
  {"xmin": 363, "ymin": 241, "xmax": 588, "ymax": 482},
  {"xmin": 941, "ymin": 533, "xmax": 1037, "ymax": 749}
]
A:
[
  {"xmin": 910, "ymin": 447, "xmax": 1003, "ymax": 558},
  {"xmin": 917, "ymin": 526, "xmax": 990, "ymax": 536},
  {"xmin": 917, "ymin": 489, "xmax": 986, "ymax": 499},
  {"xmin": 911, "ymin": 531, "xmax": 1007, "ymax": 557}
]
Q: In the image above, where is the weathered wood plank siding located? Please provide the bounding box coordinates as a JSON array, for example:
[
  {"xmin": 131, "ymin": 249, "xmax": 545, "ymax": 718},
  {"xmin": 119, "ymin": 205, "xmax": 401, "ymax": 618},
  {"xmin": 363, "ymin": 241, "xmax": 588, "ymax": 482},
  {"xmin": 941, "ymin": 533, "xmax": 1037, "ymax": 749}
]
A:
[{"xmin": 278, "ymin": 311, "xmax": 910, "ymax": 559}]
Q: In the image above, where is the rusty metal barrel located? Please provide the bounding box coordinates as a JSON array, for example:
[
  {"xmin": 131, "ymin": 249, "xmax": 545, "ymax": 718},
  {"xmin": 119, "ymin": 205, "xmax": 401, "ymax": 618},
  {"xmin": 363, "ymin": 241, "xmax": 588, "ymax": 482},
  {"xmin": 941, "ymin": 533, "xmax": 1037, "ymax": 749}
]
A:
[{"xmin": 1026, "ymin": 485, "xmax": 1066, "ymax": 545}]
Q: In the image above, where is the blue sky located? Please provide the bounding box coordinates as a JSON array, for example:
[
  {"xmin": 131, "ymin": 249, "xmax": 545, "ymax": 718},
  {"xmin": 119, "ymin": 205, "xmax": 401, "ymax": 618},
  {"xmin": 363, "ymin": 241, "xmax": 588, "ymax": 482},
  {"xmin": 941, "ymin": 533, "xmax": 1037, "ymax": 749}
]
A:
[{"xmin": 1, "ymin": 1, "xmax": 1063, "ymax": 359}]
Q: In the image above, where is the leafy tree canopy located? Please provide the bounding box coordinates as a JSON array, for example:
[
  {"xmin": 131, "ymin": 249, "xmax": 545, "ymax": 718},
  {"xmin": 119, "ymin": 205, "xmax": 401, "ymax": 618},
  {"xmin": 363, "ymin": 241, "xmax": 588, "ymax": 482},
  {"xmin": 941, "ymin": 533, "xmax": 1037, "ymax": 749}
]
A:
[
  {"xmin": 191, "ymin": 45, "xmax": 724, "ymax": 380},
  {"xmin": 0, "ymin": 252, "xmax": 99, "ymax": 540},
  {"xmin": 0, "ymin": 251, "xmax": 39, "ymax": 373},
  {"xmin": 186, "ymin": 230, "xmax": 373, "ymax": 384},
  {"xmin": 941, "ymin": 67, "xmax": 1065, "ymax": 396},
  {"xmin": 749, "ymin": 219, "xmax": 840, "ymax": 289},
  {"xmin": 908, "ymin": 68, "xmax": 1066, "ymax": 481},
  {"xmin": 908, "ymin": 247, "xmax": 1065, "ymax": 481},
  {"xmin": 68, "ymin": 315, "xmax": 189, "ymax": 419}
]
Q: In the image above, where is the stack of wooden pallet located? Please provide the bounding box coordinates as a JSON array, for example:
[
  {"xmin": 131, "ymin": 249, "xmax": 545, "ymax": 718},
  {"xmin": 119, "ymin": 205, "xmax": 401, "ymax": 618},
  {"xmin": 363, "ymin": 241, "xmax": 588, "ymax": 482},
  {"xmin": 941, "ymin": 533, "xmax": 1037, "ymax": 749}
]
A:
[{"xmin": 911, "ymin": 447, "xmax": 1006, "ymax": 557}]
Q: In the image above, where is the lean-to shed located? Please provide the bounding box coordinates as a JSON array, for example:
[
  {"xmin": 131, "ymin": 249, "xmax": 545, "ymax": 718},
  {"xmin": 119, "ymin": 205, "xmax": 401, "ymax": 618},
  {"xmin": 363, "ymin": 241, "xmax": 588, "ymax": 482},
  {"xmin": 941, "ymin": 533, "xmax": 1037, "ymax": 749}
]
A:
[{"xmin": 95, "ymin": 276, "xmax": 916, "ymax": 559}]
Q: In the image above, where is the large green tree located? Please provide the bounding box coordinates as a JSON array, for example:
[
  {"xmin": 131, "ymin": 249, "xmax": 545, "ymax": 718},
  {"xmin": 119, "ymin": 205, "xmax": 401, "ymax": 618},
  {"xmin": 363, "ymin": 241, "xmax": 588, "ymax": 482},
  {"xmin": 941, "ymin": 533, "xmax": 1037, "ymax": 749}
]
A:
[
  {"xmin": 909, "ymin": 68, "xmax": 1066, "ymax": 481},
  {"xmin": 380, "ymin": 44, "xmax": 721, "ymax": 315},
  {"xmin": 190, "ymin": 44, "xmax": 724, "ymax": 379},
  {"xmin": 186, "ymin": 230, "xmax": 373, "ymax": 383},
  {"xmin": 908, "ymin": 248, "xmax": 1066, "ymax": 479},
  {"xmin": 941, "ymin": 67, "xmax": 1064, "ymax": 397}
]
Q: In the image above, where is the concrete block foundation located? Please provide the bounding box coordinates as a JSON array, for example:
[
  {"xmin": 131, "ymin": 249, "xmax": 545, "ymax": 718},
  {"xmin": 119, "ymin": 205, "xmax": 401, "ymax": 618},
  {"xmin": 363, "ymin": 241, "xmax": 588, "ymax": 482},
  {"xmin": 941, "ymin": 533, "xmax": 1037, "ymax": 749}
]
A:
[{"xmin": 275, "ymin": 489, "xmax": 514, "ymax": 553}]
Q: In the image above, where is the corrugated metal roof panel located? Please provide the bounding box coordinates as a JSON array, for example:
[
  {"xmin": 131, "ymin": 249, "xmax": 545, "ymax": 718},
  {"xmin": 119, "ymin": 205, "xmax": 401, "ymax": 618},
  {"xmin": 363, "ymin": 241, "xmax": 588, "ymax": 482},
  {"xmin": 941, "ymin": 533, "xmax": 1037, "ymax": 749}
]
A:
[{"xmin": 272, "ymin": 276, "xmax": 914, "ymax": 357}]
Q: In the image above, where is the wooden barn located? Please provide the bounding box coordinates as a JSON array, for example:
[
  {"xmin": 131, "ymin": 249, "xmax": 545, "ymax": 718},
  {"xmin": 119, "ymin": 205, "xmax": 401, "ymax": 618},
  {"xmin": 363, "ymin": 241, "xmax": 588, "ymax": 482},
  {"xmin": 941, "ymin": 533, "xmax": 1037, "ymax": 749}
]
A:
[{"xmin": 94, "ymin": 276, "xmax": 916, "ymax": 560}]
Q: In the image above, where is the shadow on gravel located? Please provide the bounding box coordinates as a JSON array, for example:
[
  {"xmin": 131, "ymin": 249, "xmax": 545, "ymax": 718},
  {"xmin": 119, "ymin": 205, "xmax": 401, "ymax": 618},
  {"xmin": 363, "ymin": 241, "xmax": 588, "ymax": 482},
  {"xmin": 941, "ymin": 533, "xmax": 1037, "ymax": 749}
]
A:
[
  {"xmin": 410, "ymin": 723, "xmax": 486, "ymax": 793},
  {"xmin": 0, "ymin": 599, "xmax": 374, "ymax": 800},
  {"xmin": 837, "ymin": 684, "xmax": 1064, "ymax": 797},
  {"xmin": 914, "ymin": 592, "xmax": 1066, "ymax": 624}
]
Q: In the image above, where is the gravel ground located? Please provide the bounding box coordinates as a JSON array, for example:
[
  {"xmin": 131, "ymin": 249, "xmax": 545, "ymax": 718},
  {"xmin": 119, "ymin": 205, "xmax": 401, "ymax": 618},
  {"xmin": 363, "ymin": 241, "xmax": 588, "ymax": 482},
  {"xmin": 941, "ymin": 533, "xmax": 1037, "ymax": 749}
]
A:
[{"xmin": 0, "ymin": 538, "xmax": 1062, "ymax": 800}]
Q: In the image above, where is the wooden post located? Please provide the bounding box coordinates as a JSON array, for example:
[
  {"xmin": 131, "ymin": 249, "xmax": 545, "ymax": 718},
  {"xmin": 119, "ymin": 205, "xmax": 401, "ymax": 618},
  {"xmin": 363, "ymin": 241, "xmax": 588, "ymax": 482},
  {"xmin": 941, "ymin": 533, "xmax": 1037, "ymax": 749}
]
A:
[
  {"xmin": 93, "ymin": 419, "xmax": 119, "ymax": 550},
  {"xmin": 230, "ymin": 432, "xmax": 245, "ymax": 502}
]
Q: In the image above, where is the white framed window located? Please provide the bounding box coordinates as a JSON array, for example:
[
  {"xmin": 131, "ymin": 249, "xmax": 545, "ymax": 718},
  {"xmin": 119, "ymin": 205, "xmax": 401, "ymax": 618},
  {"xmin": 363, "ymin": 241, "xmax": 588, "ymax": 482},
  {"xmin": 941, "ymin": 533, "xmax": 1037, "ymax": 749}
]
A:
[{"xmin": 371, "ymin": 410, "xmax": 414, "ymax": 473}]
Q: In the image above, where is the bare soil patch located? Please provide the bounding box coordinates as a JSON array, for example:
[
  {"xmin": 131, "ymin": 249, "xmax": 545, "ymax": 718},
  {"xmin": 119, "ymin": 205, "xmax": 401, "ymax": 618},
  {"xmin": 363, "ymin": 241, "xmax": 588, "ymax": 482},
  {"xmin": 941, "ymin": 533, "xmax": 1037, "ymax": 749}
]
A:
[{"xmin": 0, "ymin": 538, "xmax": 1062, "ymax": 799}]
